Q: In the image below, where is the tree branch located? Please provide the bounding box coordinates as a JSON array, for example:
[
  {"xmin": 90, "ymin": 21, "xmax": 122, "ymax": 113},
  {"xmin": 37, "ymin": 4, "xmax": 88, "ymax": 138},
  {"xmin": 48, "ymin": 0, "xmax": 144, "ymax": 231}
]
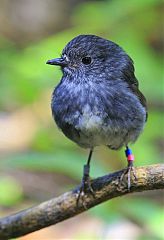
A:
[{"xmin": 0, "ymin": 164, "xmax": 163, "ymax": 239}]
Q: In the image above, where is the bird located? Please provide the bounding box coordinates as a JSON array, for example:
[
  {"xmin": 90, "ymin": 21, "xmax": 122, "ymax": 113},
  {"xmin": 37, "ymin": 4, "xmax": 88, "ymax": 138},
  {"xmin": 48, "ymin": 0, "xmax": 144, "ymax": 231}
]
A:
[{"xmin": 46, "ymin": 34, "xmax": 147, "ymax": 203}]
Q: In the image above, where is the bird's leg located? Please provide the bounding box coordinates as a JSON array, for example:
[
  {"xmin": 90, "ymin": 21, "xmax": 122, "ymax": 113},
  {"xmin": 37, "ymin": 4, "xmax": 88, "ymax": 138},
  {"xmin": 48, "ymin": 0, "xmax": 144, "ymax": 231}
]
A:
[
  {"xmin": 120, "ymin": 146, "xmax": 137, "ymax": 190},
  {"xmin": 76, "ymin": 148, "xmax": 95, "ymax": 207}
]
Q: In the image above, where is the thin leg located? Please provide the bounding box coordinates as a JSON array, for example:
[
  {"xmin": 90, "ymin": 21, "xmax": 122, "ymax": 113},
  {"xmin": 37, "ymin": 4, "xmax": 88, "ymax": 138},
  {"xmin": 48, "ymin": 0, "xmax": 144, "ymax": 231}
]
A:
[
  {"xmin": 87, "ymin": 148, "xmax": 93, "ymax": 166},
  {"xmin": 76, "ymin": 148, "xmax": 95, "ymax": 207},
  {"xmin": 120, "ymin": 146, "xmax": 137, "ymax": 191}
]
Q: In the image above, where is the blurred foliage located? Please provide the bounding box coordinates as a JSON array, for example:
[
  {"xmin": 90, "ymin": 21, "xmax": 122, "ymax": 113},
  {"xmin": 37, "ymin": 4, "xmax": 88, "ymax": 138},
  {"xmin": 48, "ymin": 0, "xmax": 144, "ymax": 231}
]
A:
[
  {"xmin": 0, "ymin": 152, "xmax": 105, "ymax": 180},
  {"xmin": 0, "ymin": 176, "xmax": 23, "ymax": 206},
  {"xmin": 0, "ymin": 0, "xmax": 163, "ymax": 239}
]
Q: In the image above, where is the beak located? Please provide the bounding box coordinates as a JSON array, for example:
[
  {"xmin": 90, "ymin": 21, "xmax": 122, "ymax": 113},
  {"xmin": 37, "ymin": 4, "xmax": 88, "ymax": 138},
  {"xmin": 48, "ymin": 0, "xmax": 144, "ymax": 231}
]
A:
[{"xmin": 46, "ymin": 57, "xmax": 68, "ymax": 67}]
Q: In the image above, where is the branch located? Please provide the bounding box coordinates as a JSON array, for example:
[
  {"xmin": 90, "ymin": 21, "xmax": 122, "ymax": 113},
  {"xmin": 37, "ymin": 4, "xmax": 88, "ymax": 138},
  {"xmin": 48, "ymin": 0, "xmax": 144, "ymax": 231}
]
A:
[{"xmin": 0, "ymin": 164, "xmax": 163, "ymax": 239}]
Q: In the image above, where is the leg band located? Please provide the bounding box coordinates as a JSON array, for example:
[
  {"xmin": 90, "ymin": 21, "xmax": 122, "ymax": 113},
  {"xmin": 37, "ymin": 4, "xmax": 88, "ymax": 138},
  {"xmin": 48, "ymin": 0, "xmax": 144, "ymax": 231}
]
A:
[
  {"xmin": 83, "ymin": 164, "xmax": 90, "ymax": 176},
  {"xmin": 125, "ymin": 147, "xmax": 134, "ymax": 161}
]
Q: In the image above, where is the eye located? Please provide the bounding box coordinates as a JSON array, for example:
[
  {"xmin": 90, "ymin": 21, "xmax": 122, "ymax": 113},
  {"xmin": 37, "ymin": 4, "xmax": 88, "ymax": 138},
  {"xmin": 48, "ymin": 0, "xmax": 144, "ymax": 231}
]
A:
[{"xmin": 82, "ymin": 56, "xmax": 92, "ymax": 65}]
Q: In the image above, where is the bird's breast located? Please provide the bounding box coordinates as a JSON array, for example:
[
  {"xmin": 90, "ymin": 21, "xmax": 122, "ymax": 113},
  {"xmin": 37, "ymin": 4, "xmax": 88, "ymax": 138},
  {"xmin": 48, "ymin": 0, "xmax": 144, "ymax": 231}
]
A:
[
  {"xmin": 51, "ymin": 79, "xmax": 146, "ymax": 148},
  {"xmin": 78, "ymin": 104, "xmax": 104, "ymax": 130}
]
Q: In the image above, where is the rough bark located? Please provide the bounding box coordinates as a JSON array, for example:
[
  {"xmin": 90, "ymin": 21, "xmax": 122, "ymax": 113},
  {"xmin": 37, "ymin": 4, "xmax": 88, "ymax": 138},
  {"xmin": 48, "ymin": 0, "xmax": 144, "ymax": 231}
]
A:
[{"xmin": 0, "ymin": 164, "xmax": 163, "ymax": 239}]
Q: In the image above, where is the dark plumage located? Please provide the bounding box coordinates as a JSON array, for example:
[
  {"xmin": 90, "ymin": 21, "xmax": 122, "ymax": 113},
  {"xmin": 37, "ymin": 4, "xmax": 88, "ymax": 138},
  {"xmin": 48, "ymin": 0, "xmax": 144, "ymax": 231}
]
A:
[{"xmin": 47, "ymin": 34, "xmax": 147, "ymax": 200}]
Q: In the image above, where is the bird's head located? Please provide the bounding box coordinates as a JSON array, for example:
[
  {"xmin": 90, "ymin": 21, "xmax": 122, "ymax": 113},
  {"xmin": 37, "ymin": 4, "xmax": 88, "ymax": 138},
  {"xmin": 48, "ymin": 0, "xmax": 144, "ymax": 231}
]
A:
[{"xmin": 46, "ymin": 35, "xmax": 134, "ymax": 81}]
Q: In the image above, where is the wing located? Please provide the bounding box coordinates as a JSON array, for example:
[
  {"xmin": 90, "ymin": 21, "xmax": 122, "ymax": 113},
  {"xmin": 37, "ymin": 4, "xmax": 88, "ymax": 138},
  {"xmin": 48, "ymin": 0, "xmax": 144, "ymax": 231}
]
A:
[{"xmin": 128, "ymin": 76, "xmax": 148, "ymax": 121}]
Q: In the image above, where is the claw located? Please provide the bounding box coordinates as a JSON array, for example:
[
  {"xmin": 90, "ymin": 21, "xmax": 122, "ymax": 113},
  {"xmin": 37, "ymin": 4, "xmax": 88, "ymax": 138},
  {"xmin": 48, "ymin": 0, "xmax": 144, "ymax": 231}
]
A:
[
  {"xmin": 120, "ymin": 165, "xmax": 137, "ymax": 191},
  {"xmin": 76, "ymin": 176, "xmax": 95, "ymax": 208}
]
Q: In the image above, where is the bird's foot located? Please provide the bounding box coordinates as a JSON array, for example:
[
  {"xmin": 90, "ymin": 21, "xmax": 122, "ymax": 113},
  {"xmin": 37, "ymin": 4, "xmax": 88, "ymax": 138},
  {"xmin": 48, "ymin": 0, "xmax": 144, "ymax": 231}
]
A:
[
  {"xmin": 119, "ymin": 146, "xmax": 137, "ymax": 190},
  {"xmin": 76, "ymin": 164, "xmax": 95, "ymax": 209},
  {"xmin": 120, "ymin": 161, "xmax": 137, "ymax": 191}
]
